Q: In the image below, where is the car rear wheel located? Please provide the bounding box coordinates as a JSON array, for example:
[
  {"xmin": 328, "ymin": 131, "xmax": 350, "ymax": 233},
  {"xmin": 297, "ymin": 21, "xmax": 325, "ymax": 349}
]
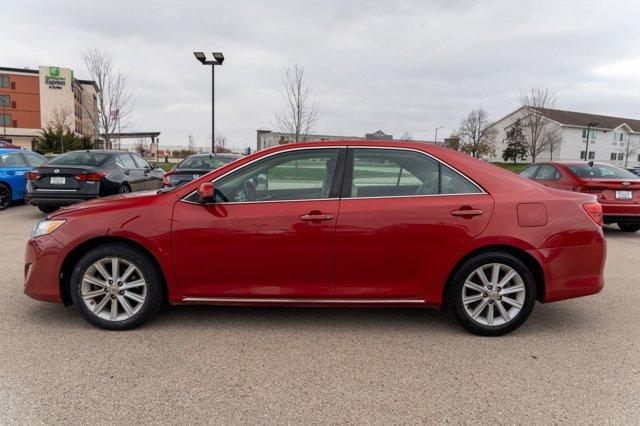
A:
[
  {"xmin": 0, "ymin": 183, "xmax": 11, "ymax": 210},
  {"xmin": 119, "ymin": 184, "xmax": 131, "ymax": 194},
  {"xmin": 617, "ymin": 222, "xmax": 640, "ymax": 233},
  {"xmin": 37, "ymin": 205, "xmax": 59, "ymax": 214},
  {"xmin": 69, "ymin": 243, "xmax": 163, "ymax": 330},
  {"xmin": 448, "ymin": 252, "xmax": 536, "ymax": 336}
]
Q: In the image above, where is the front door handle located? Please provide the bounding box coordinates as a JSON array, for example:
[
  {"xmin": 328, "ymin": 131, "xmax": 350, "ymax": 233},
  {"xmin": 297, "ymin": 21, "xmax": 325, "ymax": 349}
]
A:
[
  {"xmin": 300, "ymin": 213, "xmax": 333, "ymax": 221},
  {"xmin": 451, "ymin": 209, "xmax": 483, "ymax": 217}
]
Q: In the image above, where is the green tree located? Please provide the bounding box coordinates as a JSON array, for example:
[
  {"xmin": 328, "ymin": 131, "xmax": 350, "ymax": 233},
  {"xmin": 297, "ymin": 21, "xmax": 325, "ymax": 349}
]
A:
[
  {"xmin": 35, "ymin": 126, "xmax": 94, "ymax": 153},
  {"xmin": 502, "ymin": 119, "xmax": 528, "ymax": 164}
]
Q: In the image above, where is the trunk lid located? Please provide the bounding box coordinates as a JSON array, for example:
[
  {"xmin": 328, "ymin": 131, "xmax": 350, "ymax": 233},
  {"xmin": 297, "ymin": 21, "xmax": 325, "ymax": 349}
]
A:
[
  {"xmin": 31, "ymin": 165, "xmax": 96, "ymax": 190},
  {"xmin": 579, "ymin": 179, "xmax": 640, "ymax": 203}
]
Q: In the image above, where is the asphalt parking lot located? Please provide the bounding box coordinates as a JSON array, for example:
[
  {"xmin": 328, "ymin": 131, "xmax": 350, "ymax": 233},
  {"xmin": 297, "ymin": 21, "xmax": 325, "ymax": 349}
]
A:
[{"xmin": 0, "ymin": 204, "xmax": 638, "ymax": 424}]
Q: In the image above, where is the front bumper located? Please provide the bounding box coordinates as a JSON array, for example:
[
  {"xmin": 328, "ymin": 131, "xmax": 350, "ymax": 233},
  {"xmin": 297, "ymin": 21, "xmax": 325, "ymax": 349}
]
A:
[{"xmin": 24, "ymin": 235, "xmax": 65, "ymax": 303}]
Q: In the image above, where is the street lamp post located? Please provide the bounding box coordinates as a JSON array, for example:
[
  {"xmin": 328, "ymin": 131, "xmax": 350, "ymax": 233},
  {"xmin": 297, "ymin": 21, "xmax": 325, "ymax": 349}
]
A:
[
  {"xmin": 194, "ymin": 51, "xmax": 225, "ymax": 153},
  {"xmin": 584, "ymin": 121, "xmax": 598, "ymax": 162},
  {"xmin": 434, "ymin": 126, "xmax": 443, "ymax": 145}
]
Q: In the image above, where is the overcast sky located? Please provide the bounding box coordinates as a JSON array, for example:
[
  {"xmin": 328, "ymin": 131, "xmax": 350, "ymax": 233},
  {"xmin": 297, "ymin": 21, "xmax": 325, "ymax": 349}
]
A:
[{"xmin": 3, "ymin": 0, "xmax": 640, "ymax": 149}]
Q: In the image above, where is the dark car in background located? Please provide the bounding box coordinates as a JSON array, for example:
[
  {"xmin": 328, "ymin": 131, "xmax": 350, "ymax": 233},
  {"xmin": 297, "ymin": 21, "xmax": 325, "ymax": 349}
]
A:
[
  {"xmin": 162, "ymin": 153, "xmax": 241, "ymax": 187},
  {"xmin": 26, "ymin": 150, "xmax": 165, "ymax": 213},
  {"xmin": 519, "ymin": 161, "xmax": 640, "ymax": 232}
]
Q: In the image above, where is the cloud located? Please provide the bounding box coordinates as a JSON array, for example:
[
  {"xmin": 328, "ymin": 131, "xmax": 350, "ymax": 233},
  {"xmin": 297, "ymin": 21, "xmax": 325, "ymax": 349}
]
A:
[{"xmin": 3, "ymin": 0, "xmax": 640, "ymax": 148}]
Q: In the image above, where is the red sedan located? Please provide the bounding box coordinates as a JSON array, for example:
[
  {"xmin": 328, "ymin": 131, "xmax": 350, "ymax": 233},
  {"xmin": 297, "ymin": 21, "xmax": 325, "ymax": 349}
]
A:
[
  {"xmin": 519, "ymin": 161, "xmax": 640, "ymax": 232},
  {"xmin": 24, "ymin": 141, "xmax": 605, "ymax": 335}
]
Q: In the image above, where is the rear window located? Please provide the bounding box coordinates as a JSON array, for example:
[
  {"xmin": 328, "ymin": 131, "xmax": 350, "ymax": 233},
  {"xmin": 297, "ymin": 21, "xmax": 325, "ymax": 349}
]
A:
[
  {"xmin": 567, "ymin": 164, "xmax": 638, "ymax": 179},
  {"xmin": 47, "ymin": 152, "xmax": 110, "ymax": 166},
  {"xmin": 177, "ymin": 156, "xmax": 237, "ymax": 170}
]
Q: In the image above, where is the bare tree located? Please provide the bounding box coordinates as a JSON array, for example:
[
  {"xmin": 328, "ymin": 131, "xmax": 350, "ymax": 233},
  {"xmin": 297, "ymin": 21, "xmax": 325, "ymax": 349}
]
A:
[
  {"xmin": 543, "ymin": 125, "xmax": 562, "ymax": 161},
  {"xmin": 399, "ymin": 131, "xmax": 413, "ymax": 141},
  {"xmin": 82, "ymin": 47, "xmax": 133, "ymax": 149},
  {"xmin": 134, "ymin": 138, "xmax": 148, "ymax": 156},
  {"xmin": 273, "ymin": 63, "xmax": 320, "ymax": 143},
  {"xmin": 214, "ymin": 131, "xmax": 228, "ymax": 153},
  {"xmin": 623, "ymin": 134, "xmax": 638, "ymax": 168},
  {"xmin": 520, "ymin": 86, "xmax": 556, "ymax": 162},
  {"xmin": 458, "ymin": 108, "xmax": 497, "ymax": 158},
  {"xmin": 48, "ymin": 106, "xmax": 73, "ymax": 153}
]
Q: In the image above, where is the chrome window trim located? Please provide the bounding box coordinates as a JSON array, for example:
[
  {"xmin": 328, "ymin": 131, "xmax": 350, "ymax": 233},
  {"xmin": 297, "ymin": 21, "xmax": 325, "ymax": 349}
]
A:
[
  {"xmin": 179, "ymin": 145, "xmax": 487, "ymax": 205},
  {"xmin": 349, "ymin": 146, "xmax": 486, "ymax": 195},
  {"xmin": 181, "ymin": 297, "xmax": 426, "ymax": 305}
]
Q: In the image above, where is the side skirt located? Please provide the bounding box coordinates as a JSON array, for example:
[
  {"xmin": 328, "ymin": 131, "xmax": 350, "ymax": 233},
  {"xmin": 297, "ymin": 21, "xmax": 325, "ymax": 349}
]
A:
[{"xmin": 176, "ymin": 297, "xmax": 428, "ymax": 308}]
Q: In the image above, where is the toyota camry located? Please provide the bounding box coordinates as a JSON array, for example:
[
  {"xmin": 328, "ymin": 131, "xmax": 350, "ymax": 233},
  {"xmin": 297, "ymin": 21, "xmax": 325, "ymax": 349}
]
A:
[{"xmin": 24, "ymin": 141, "xmax": 606, "ymax": 335}]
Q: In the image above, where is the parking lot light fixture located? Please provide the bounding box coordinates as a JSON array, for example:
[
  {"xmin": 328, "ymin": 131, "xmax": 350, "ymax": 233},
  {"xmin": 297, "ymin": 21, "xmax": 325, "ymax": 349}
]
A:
[{"xmin": 194, "ymin": 51, "xmax": 225, "ymax": 153}]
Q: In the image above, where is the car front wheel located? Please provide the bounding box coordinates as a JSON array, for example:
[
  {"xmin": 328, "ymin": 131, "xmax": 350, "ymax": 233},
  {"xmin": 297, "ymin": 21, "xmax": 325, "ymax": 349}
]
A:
[
  {"xmin": 69, "ymin": 243, "xmax": 163, "ymax": 330},
  {"xmin": 448, "ymin": 252, "xmax": 536, "ymax": 336}
]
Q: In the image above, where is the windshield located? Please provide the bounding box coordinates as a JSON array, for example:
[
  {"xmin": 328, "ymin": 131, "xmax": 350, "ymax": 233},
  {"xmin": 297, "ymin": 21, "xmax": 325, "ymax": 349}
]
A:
[
  {"xmin": 47, "ymin": 152, "xmax": 109, "ymax": 166},
  {"xmin": 176, "ymin": 155, "xmax": 237, "ymax": 170},
  {"xmin": 568, "ymin": 164, "xmax": 639, "ymax": 179}
]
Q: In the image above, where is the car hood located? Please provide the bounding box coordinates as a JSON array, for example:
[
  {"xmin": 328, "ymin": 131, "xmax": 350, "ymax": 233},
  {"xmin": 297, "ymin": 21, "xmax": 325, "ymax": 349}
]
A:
[{"xmin": 49, "ymin": 190, "xmax": 173, "ymax": 217}]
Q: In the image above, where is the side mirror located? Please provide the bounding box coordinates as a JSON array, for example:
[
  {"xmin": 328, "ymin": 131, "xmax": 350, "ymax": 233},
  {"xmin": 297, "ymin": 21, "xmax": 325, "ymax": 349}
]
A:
[{"xmin": 197, "ymin": 182, "xmax": 215, "ymax": 203}]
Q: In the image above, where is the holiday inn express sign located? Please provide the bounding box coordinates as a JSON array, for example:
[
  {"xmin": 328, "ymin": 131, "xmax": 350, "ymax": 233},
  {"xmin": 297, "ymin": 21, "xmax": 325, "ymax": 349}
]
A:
[{"xmin": 45, "ymin": 66, "xmax": 66, "ymax": 89}]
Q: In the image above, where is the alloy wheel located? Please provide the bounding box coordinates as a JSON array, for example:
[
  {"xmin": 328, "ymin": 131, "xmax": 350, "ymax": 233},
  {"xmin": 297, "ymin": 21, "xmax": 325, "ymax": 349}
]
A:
[
  {"xmin": 461, "ymin": 263, "xmax": 526, "ymax": 326},
  {"xmin": 81, "ymin": 257, "xmax": 147, "ymax": 321}
]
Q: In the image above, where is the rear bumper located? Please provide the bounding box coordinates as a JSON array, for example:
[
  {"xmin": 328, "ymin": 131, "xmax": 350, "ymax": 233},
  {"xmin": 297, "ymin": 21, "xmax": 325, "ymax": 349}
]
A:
[
  {"xmin": 601, "ymin": 202, "xmax": 640, "ymax": 222},
  {"xmin": 24, "ymin": 235, "xmax": 64, "ymax": 303},
  {"xmin": 25, "ymin": 193, "xmax": 99, "ymax": 206},
  {"xmin": 532, "ymin": 230, "xmax": 606, "ymax": 303}
]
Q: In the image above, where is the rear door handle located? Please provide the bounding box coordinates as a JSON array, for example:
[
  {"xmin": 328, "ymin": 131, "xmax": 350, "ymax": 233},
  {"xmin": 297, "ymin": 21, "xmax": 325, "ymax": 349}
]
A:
[
  {"xmin": 124, "ymin": 170, "xmax": 130, "ymax": 175},
  {"xmin": 300, "ymin": 213, "xmax": 333, "ymax": 221},
  {"xmin": 451, "ymin": 209, "xmax": 483, "ymax": 217}
]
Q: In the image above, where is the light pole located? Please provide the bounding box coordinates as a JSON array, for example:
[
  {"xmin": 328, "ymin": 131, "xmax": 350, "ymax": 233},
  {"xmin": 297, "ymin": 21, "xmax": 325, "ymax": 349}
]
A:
[
  {"xmin": 434, "ymin": 126, "xmax": 443, "ymax": 145},
  {"xmin": 194, "ymin": 51, "xmax": 224, "ymax": 153},
  {"xmin": 584, "ymin": 121, "xmax": 598, "ymax": 162}
]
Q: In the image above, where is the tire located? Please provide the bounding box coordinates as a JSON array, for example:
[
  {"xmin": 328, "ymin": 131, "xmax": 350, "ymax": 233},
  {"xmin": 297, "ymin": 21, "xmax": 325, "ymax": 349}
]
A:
[
  {"xmin": 119, "ymin": 184, "xmax": 131, "ymax": 194},
  {"xmin": 37, "ymin": 205, "xmax": 59, "ymax": 214},
  {"xmin": 448, "ymin": 251, "xmax": 537, "ymax": 336},
  {"xmin": 0, "ymin": 183, "xmax": 11, "ymax": 210},
  {"xmin": 617, "ymin": 222, "xmax": 640, "ymax": 233},
  {"xmin": 69, "ymin": 243, "xmax": 164, "ymax": 330}
]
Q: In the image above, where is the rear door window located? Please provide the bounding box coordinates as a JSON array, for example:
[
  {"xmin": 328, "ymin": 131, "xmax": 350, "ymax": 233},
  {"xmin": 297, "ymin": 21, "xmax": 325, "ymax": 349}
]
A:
[
  {"xmin": 534, "ymin": 165, "xmax": 560, "ymax": 181},
  {"xmin": 0, "ymin": 152, "xmax": 27, "ymax": 167},
  {"xmin": 348, "ymin": 148, "xmax": 481, "ymax": 198},
  {"xmin": 518, "ymin": 165, "xmax": 540, "ymax": 179}
]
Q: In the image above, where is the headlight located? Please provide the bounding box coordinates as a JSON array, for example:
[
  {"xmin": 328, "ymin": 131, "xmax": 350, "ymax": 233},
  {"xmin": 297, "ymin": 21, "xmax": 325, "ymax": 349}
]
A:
[{"xmin": 31, "ymin": 220, "xmax": 66, "ymax": 238}]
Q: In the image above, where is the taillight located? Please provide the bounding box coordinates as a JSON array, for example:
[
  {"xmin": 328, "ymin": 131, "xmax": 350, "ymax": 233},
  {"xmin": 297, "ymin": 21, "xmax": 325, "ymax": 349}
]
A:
[
  {"xmin": 26, "ymin": 171, "xmax": 39, "ymax": 180},
  {"xmin": 162, "ymin": 172, "xmax": 174, "ymax": 186},
  {"xmin": 75, "ymin": 172, "xmax": 107, "ymax": 182},
  {"xmin": 582, "ymin": 203, "xmax": 603, "ymax": 226}
]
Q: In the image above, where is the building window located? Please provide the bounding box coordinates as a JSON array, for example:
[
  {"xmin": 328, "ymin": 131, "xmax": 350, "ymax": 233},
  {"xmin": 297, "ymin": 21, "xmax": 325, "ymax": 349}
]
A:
[
  {"xmin": 613, "ymin": 132, "xmax": 625, "ymax": 142},
  {"xmin": 618, "ymin": 153, "xmax": 624, "ymax": 161},
  {"xmin": 0, "ymin": 114, "xmax": 11, "ymax": 126},
  {"xmin": 0, "ymin": 94, "xmax": 9, "ymax": 107},
  {"xmin": 589, "ymin": 151, "xmax": 595, "ymax": 160},
  {"xmin": 611, "ymin": 153, "xmax": 617, "ymax": 161},
  {"xmin": 0, "ymin": 75, "xmax": 9, "ymax": 88},
  {"xmin": 580, "ymin": 151, "xmax": 586, "ymax": 160},
  {"xmin": 582, "ymin": 129, "xmax": 598, "ymax": 139}
]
